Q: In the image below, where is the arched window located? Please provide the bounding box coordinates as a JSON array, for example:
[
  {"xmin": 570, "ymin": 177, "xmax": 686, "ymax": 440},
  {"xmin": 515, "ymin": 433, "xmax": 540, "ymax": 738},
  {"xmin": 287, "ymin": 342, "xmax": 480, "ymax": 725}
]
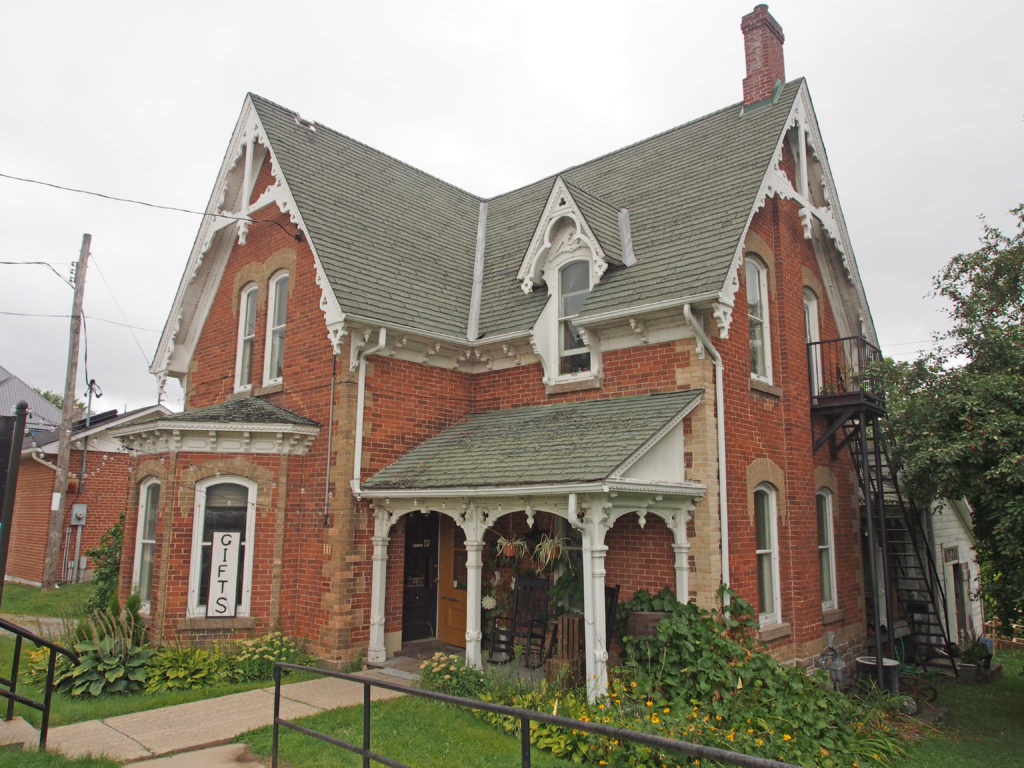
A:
[
  {"xmin": 754, "ymin": 483, "xmax": 781, "ymax": 625},
  {"xmin": 188, "ymin": 478, "xmax": 256, "ymax": 617},
  {"xmin": 264, "ymin": 271, "xmax": 289, "ymax": 384},
  {"xmin": 817, "ymin": 488, "xmax": 837, "ymax": 610},
  {"xmin": 235, "ymin": 284, "xmax": 258, "ymax": 391},
  {"xmin": 745, "ymin": 255, "xmax": 771, "ymax": 382},
  {"xmin": 804, "ymin": 287, "xmax": 822, "ymax": 397},
  {"xmin": 132, "ymin": 478, "xmax": 160, "ymax": 612},
  {"xmin": 558, "ymin": 260, "xmax": 591, "ymax": 375}
]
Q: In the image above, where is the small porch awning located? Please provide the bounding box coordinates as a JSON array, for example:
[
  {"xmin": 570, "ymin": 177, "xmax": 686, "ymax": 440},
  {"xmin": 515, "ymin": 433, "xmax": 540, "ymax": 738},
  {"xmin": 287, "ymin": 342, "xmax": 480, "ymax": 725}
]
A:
[
  {"xmin": 357, "ymin": 390, "xmax": 707, "ymax": 701},
  {"xmin": 361, "ymin": 388, "xmax": 706, "ymax": 496}
]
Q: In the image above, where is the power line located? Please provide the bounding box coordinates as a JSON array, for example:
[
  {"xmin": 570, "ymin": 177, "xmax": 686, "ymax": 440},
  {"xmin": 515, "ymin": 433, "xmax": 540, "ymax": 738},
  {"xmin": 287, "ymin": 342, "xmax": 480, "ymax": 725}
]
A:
[
  {"xmin": 0, "ymin": 310, "xmax": 158, "ymax": 331},
  {"xmin": 91, "ymin": 254, "xmax": 155, "ymax": 367},
  {"xmin": 0, "ymin": 260, "xmax": 74, "ymax": 287},
  {"xmin": 0, "ymin": 171, "xmax": 303, "ymax": 241}
]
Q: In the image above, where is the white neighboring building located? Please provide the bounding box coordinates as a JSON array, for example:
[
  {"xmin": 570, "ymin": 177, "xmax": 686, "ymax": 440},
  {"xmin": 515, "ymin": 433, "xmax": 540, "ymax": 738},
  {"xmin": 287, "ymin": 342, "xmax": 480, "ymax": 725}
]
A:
[{"xmin": 931, "ymin": 499, "xmax": 985, "ymax": 644}]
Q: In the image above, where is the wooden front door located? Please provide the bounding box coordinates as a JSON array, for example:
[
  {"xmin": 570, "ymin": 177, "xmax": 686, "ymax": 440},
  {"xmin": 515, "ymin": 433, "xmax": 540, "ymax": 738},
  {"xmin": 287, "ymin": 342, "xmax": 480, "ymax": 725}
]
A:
[
  {"xmin": 402, "ymin": 512, "xmax": 438, "ymax": 642},
  {"xmin": 437, "ymin": 515, "xmax": 467, "ymax": 647}
]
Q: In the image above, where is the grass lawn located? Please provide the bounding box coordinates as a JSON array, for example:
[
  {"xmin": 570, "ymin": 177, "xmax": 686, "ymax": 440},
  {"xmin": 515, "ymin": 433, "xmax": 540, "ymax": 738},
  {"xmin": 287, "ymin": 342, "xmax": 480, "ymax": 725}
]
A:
[
  {"xmin": 0, "ymin": 582, "xmax": 95, "ymax": 618},
  {"xmin": 0, "ymin": 752, "xmax": 118, "ymax": 768},
  {"xmin": 239, "ymin": 695, "xmax": 568, "ymax": 768},
  {"xmin": 0, "ymin": 636, "xmax": 314, "ymax": 727},
  {"xmin": 902, "ymin": 648, "xmax": 1024, "ymax": 768}
]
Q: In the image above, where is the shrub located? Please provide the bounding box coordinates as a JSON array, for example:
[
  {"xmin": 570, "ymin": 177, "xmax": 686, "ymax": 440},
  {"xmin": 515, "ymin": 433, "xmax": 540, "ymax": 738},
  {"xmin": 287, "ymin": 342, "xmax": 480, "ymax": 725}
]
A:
[
  {"xmin": 84, "ymin": 516, "xmax": 124, "ymax": 615},
  {"xmin": 56, "ymin": 606, "xmax": 153, "ymax": 696},
  {"xmin": 224, "ymin": 632, "xmax": 311, "ymax": 682},
  {"xmin": 417, "ymin": 652, "xmax": 485, "ymax": 699},
  {"xmin": 146, "ymin": 645, "xmax": 226, "ymax": 693}
]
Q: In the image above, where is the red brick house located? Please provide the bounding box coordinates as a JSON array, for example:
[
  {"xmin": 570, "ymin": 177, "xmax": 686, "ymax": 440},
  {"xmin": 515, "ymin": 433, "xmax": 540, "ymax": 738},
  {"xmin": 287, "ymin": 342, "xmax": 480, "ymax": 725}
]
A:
[
  {"xmin": 113, "ymin": 6, "xmax": 910, "ymax": 697},
  {"xmin": 8, "ymin": 406, "xmax": 168, "ymax": 586}
]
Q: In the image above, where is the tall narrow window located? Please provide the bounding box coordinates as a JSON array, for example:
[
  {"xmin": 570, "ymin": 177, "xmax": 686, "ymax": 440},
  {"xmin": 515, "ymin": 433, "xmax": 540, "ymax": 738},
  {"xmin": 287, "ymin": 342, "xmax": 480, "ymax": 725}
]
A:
[
  {"xmin": 235, "ymin": 284, "xmax": 258, "ymax": 391},
  {"xmin": 804, "ymin": 288, "xmax": 822, "ymax": 397},
  {"xmin": 188, "ymin": 478, "xmax": 256, "ymax": 617},
  {"xmin": 132, "ymin": 479, "xmax": 160, "ymax": 611},
  {"xmin": 264, "ymin": 271, "xmax": 289, "ymax": 384},
  {"xmin": 746, "ymin": 255, "xmax": 771, "ymax": 381},
  {"xmin": 754, "ymin": 483, "xmax": 781, "ymax": 625},
  {"xmin": 559, "ymin": 260, "xmax": 590, "ymax": 374},
  {"xmin": 817, "ymin": 489, "xmax": 837, "ymax": 610}
]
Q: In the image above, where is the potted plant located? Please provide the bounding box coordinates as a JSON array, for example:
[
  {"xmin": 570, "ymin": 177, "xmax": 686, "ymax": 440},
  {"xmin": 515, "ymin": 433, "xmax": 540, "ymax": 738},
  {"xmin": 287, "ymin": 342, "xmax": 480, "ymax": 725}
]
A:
[
  {"xmin": 495, "ymin": 534, "xmax": 529, "ymax": 561},
  {"xmin": 958, "ymin": 634, "xmax": 993, "ymax": 682},
  {"xmin": 533, "ymin": 534, "xmax": 570, "ymax": 572}
]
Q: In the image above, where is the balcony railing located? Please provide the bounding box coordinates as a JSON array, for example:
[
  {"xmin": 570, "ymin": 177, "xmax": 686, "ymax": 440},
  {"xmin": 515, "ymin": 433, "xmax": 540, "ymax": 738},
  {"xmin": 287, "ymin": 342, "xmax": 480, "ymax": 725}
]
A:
[{"xmin": 807, "ymin": 336, "xmax": 883, "ymax": 407}]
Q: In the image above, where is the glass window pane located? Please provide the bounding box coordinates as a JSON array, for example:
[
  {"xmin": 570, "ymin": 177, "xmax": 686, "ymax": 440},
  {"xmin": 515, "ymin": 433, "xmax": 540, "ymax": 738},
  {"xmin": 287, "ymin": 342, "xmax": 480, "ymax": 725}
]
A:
[
  {"xmin": 817, "ymin": 498, "xmax": 829, "ymax": 547},
  {"xmin": 820, "ymin": 549, "xmax": 834, "ymax": 603},
  {"xmin": 269, "ymin": 329, "xmax": 285, "ymax": 379},
  {"xmin": 243, "ymin": 290, "xmax": 257, "ymax": 336},
  {"xmin": 561, "ymin": 261, "xmax": 589, "ymax": 294},
  {"xmin": 273, "ymin": 276, "xmax": 289, "ymax": 325},
  {"xmin": 749, "ymin": 321, "xmax": 765, "ymax": 376},
  {"xmin": 746, "ymin": 261, "xmax": 763, "ymax": 317},
  {"xmin": 757, "ymin": 553, "xmax": 774, "ymax": 614},
  {"xmin": 205, "ymin": 483, "xmax": 248, "ymax": 508},
  {"xmin": 754, "ymin": 490, "xmax": 771, "ymax": 550},
  {"xmin": 143, "ymin": 484, "xmax": 160, "ymax": 541},
  {"xmin": 138, "ymin": 542, "xmax": 154, "ymax": 604}
]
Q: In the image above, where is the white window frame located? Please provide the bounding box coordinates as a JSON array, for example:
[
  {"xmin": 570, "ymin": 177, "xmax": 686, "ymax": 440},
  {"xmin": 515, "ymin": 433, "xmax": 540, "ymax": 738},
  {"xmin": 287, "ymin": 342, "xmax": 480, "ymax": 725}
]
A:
[
  {"xmin": 234, "ymin": 283, "xmax": 258, "ymax": 392},
  {"xmin": 187, "ymin": 476, "xmax": 257, "ymax": 618},
  {"xmin": 557, "ymin": 259, "xmax": 592, "ymax": 376},
  {"xmin": 754, "ymin": 483, "xmax": 781, "ymax": 626},
  {"xmin": 132, "ymin": 478, "xmax": 160, "ymax": 613},
  {"xmin": 817, "ymin": 488, "xmax": 837, "ymax": 611},
  {"xmin": 804, "ymin": 287, "xmax": 822, "ymax": 397},
  {"xmin": 263, "ymin": 271, "xmax": 289, "ymax": 385},
  {"xmin": 746, "ymin": 254, "xmax": 772, "ymax": 383}
]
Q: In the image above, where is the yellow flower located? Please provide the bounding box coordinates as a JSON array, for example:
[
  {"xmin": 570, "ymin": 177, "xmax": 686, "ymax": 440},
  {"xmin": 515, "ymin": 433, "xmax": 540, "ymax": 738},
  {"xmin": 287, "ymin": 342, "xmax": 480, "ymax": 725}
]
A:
[
  {"xmin": 646, "ymin": 700, "xmax": 654, "ymax": 707},
  {"xmin": 663, "ymin": 707, "xmax": 671, "ymax": 714},
  {"xmin": 783, "ymin": 734, "xmax": 792, "ymax": 741}
]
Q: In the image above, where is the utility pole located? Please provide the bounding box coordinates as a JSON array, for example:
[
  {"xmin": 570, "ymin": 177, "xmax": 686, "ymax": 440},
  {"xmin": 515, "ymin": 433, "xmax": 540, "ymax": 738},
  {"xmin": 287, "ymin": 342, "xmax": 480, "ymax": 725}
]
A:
[{"xmin": 42, "ymin": 234, "xmax": 90, "ymax": 590}]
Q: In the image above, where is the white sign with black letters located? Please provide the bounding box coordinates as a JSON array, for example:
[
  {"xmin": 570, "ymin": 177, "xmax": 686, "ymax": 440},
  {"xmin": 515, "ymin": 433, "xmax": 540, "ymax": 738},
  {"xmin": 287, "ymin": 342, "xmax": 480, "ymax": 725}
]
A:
[{"xmin": 206, "ymin": 531, "xmax": 240, "ymax": 618}]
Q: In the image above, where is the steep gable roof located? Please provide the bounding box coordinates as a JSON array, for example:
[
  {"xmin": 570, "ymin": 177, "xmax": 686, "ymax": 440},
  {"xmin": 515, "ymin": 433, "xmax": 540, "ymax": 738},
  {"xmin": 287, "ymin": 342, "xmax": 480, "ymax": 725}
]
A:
[{"xmin": 0, "ymin": 364, "xmax": 63, "ymax": 433}]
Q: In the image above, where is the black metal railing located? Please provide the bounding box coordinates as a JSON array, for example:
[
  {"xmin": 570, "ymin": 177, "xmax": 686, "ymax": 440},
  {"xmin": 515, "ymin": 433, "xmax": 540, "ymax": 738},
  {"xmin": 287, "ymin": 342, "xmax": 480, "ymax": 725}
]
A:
[
  {"xmin": 807, "ymin": 336, "xmax": 883, "ymax": 404},
  {"xmin": 0, "ymin": 617, "xmax": 80, "ymax": 749},
  {"xmin": 272, "ymin": 662, "xmax": 799, "ymax": 768}
]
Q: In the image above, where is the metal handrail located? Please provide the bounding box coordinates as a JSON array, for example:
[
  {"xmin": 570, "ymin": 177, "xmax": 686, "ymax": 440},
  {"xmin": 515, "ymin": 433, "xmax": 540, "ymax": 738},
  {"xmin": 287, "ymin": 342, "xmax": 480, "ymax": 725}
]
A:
[
  {"xmin": 272, "ymin": 662, "xmax": 800, "ymax": 768},
  {"xmin": 0, "ymin": 616, "xmax": 80, "ymax": 749},
  {"xmin": 807, "ymin": 336, "xmax": 883, "ymax": 404}
]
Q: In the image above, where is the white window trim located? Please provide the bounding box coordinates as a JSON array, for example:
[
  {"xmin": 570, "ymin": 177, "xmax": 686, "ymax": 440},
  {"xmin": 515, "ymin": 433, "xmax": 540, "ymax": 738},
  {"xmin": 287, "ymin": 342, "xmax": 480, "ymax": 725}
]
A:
[
  {"xmin": 262, "ymin": 271, "xmax": 288, "ymax": 386},
  {"xmin": 754, "ymin": 483, "xmax": 782, "ymax": 626},
  {"xmin": 132, "ymin": 477, "xmax": 160, "ymax": 613},
  {"xmin": 557, "ymin": 258, "xmax": 592, "ymax": 376},
  {"xmin": 804, "ymin": 287, "xmax": 822, "ymax": 397},
  {"xmin": 536, "ymin": 247, "xmax": 602, "ymax": 388},
  {"xmin": 187, "ymin": 476, "xmax": 257, "ymax": 618},
  {"xmin": 817, "ymin": 488, "xmax": 837, "ymax": 611},
  {"xmin": 234, "ymin": 283, "xmax": 258, "ymax": 393},
  {"xmin": 746, "ymin": 254, "xmax": 773, "ymax": 384}
]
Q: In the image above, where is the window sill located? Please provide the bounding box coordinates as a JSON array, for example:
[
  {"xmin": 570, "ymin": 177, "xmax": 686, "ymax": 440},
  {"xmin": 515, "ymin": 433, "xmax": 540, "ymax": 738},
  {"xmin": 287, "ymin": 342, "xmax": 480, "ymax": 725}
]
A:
[
  {"xmin": 228, "ymin": 389, "xmax": 255, "ymax": 401},
  {"xmin": 757, "ymin": 622, "xmax": 791, "ymax": 643},
  {"xmin": 822, "ymin": 607, "xmax": 845, "ymax": 626},
  {"xmin": 749, "ymin": 379, "xmax": 782, "ymax": 398},
  {"xmin": 256, "ymin": 381, "xmax": 284, "ymax": 396},
  {"xmin": 545, "ymin": 373, "xmax": 602, "ymax": 396},
  {"xmin": 177, "ymin": 616, "xmax": 256, "ymax": 631}
]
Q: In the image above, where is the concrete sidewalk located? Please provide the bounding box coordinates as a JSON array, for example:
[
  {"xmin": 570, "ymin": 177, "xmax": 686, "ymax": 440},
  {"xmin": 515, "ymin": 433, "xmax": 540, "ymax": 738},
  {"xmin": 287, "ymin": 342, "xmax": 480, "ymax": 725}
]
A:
[{"xmin": 24, "ymin": 668, "xmax": 413, "ymax": 764}]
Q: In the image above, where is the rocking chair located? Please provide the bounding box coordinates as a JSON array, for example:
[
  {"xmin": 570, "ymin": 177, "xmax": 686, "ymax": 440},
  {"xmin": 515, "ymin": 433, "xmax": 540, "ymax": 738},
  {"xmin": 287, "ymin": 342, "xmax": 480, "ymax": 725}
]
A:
[{"xmin": 488, "ymin": 575, "xmax": 549, "ymax": 669}]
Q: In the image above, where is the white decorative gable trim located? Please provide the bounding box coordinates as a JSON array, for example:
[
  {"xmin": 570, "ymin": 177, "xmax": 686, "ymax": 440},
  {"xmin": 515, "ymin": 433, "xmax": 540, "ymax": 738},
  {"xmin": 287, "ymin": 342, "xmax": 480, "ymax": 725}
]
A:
[
  {"xmin": 517, "ymin": 177, "xmax": 611, "ymax": 294},
  {"xmin": 151, "ymin": 95, "xmax": 349, "ymax": 390},
  {"xmin": 716, "ymin": 82, "xmax": 876, "ymax": 344}
]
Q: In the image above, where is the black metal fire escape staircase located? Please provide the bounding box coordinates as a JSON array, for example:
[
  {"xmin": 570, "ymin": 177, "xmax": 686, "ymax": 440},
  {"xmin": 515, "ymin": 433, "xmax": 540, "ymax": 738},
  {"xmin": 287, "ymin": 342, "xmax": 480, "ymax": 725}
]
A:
[{"xmin": 809, "ymin": 337, "xmax": 956, "ymax": 672}]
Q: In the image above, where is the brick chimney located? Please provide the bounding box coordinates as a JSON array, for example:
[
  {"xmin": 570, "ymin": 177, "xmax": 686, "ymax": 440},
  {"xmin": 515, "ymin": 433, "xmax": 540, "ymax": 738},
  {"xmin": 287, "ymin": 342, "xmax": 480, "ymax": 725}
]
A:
[{"xmin": 741, "ymin": 4, "xmax": 785, "ymax": 106}]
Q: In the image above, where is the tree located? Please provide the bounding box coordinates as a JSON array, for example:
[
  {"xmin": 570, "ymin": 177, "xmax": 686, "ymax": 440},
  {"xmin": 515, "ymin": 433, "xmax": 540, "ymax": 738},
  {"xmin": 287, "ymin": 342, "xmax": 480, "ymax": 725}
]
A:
[
  {"xmin": 883, "ymin": 205, "xmax": 1024, "ymax": 626},
  {"xmin": 34, "ymin": 389, "xmax": 86, "ymax": 414}
]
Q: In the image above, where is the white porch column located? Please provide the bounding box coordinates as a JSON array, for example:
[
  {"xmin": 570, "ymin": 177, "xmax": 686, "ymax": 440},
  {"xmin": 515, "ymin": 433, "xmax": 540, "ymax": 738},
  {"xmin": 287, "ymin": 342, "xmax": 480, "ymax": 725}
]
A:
[
  {"xmin": 580, "ymin": 496, "xmax": 611, "ymax": 702},
  {"xmin": 367, "ymin": 507, "xmax": 393, "ymax": 665},
  {"xmin": 461, "ymin": 504, "xmax": 488, "ymax": 669},
  {"xmin": 671, "ymin": 504, "xmax": 695, "ymax": 602}
]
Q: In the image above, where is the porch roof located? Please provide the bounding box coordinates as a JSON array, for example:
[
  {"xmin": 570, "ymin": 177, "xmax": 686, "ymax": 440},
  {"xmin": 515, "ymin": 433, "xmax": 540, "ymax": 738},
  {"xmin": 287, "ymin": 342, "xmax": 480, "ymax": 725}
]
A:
[{"xmin": 362, "ymin": 389, "xmax": 703, "ymax": 492}]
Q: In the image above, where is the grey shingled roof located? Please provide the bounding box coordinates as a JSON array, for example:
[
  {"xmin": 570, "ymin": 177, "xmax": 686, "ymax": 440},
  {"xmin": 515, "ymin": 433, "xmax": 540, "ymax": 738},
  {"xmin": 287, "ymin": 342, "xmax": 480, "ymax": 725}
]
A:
[
  {"xmin": 0, "ymin": 364, "xmax": 62, "ymax": 432},
  {"xmin": 364, "ymin": 389, "xmax": 702, "ymax": 490},
  {"xmin": 249, "ymin": 82, "xmax": 801, "ymax": 341},
  {"xmin": 160, "ymin": 397, "xmax": 317, "ymax": 427}
]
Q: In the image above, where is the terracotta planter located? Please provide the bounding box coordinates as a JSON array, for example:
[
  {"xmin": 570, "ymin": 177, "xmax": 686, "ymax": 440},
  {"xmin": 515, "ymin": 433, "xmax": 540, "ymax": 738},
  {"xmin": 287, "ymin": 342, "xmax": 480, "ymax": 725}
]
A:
[{"xmin": 626, "ymin": 611, "xmax": 668, "ymax": 638}]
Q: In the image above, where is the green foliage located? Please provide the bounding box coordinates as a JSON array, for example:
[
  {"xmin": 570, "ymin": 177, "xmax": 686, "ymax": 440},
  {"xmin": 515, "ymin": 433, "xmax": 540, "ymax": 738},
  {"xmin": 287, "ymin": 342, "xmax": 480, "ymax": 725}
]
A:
[
  {"xmin": 880, "ymin": 206, "xmax": 1024, "ymax": 624},
  {"xmin": 223, "ymin": 632, "xmax": 312, "ymax": 682},
  {"xmin": 59, "ymin": 606, "xmax": 152, "ymax": 696},
  {"xmin": 145, "ymin": 645, "xmax": 226, "ymax": 693},
  {"xmin": 84, "ymin": 516, "xmax": 124, "ymax": 615},
  {"xmin": 417, "ymin": 652, "xmax": 485, "ymax": 698}
]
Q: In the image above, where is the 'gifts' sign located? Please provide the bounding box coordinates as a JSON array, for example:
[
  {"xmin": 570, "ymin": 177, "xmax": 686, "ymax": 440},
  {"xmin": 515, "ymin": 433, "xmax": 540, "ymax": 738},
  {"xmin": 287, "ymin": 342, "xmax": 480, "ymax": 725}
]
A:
[{"xmin": 206, "ymin": 531, "xmax": 240, "ymax": 617}]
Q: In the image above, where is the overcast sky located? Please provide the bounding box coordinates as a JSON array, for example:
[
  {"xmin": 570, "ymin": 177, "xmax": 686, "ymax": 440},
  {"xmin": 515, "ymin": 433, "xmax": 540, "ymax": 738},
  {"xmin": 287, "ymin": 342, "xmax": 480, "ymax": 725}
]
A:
[{"xmin": 2, "ymin": 1, "xmax": 1021, "ymax": 414}]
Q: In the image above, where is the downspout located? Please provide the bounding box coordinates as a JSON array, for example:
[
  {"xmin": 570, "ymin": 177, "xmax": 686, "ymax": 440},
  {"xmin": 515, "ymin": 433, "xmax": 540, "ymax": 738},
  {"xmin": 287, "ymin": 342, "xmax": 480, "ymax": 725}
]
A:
[
  {"xmin": 350, "ymin": 328, "xmax": 387, "ymax": 497},
  {"xmin": 683, "ymin": 304, "xmax": 731, "ymax": 602},
  {"xmin": 322, "ymin": 353, "xmax": 337, "ymax": 526}
]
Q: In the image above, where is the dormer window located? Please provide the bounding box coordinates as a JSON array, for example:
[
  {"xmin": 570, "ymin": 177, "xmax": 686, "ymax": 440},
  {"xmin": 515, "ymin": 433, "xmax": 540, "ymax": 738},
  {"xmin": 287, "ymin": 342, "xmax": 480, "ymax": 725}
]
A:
[
  {"xmin": 559, "ymin": 260, "xmax": 591, "ymax": 374},
  {"xmin": 264, "ymin": 271, "xmax": 288, "ymax": 384},
  {"xmin": 234, "ymin": 284, "xmax": 258, "ymax": 391}
]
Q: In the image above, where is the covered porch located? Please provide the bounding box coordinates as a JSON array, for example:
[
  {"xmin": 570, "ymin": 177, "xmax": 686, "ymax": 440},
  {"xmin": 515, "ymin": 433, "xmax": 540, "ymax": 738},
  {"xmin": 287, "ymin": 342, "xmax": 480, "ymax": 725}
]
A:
[{"xmin": 356, "ymin": 391, "xmax": 707, "ymax": 700}]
